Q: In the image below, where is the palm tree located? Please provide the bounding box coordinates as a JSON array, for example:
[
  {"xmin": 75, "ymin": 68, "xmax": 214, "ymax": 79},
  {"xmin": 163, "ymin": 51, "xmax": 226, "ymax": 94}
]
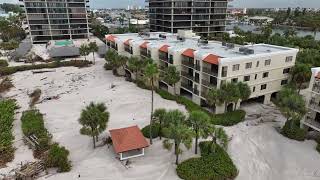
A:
[
  {"xmin": 105, "ymin": 49, "xmax": 123, "ymax": 75},
  {"xmin": 206, "ymin": 88, "xmax": 223, "ymax": 113},
  {"xmin": 78, "ymin": 102, "xmax": 109, "ymax": 148},
  {"xmin": 283, "ymin": 27, "xmax": 297, "ymax": 38},
  {"xmin": 144, "ymin": 62, "xmax": 159, "ymax": 144},
  {"xmin": 220, "ymin": 82, "xmax": 240, "ymax": 112},
  {"xmin": 206, "ymin": 125, "xmax": 228, "ymax": 152},
  {"xmin": 236, "ymin": 82, "xmax": 251, "ymax": 109},
  {"xmin": 187, "ymin": 111, "xmax": 211, "ymax": 154},
  {"xmin": 127, "ymin": 56, "xmax": 143, "ymax": 80},
  {"xmin": 79, "ymin": 44, "xmax": 90, "ymax": 61},
  {"xmin": 163, "ymin": 66, "xmax": 180, "ymax": 94},
  {"xmin": 291, "ymin": 63, "xmax": 312, "ymax": 93},
  {"xmin": 88, "ymin": 42, "xmax": 98, "ymax": 64},
  {"xmin": 162, "ymin": 110, "xmax": 193, "ymax": 165},
  {"xmin": 153, "ymin": 108, "xmax": 167, "ymax": 140}
]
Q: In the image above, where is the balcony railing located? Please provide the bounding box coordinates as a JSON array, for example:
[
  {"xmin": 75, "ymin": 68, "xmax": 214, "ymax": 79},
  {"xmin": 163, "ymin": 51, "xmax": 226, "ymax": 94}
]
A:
[
  {"xmin": 181, "ymin": 82, "xmax": 193, "ymax": 92},
  {"xmin": 304, "ymin": 116, "xmax": 320, "ymax": 130},
  {"xmin": 202, "ymin": 67, "xmax": 218, "ymax": 76},
  {"xmin": 181, "ymin": 61, "xmax": 200, "ymax": 70},
  {"xmin": 181, "ymin": 71, "xmax": 194, "ymax": 81},
  {"xmin": 202, "ymin": 79, "xmax": 217, "ymax": 88},
  {"xmin": 159, "ymin": 55, "xmax": 168, "ymax": 62}
]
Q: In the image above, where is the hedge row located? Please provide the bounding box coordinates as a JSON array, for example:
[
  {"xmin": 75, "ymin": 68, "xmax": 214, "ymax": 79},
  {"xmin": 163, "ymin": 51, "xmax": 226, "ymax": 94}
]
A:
[
  {"xmin": 21, "ymin": 109, "xmax": 71, "ymax": 172},
  {"xmin": 176, "ymin": 141, "xmax": 238, "ymax": 180},
  {"xmin": 21, "ymin": 110, "xmax": 51, "ymax": 155},
  {"xmin": 0, "ymin": 99, "xmax": 17, "ymax": 166},
  {"xmin": 281, "ymin": 120, "xmax": 307, "ymax": 141},
  {"xmin": 211, "ymin": 110, "xmax": 246, "ymax": 126},
  {"xmin": 0, "ymin": 59, "xmax": 8, "ymax": 67},
  {"xmin": 0, "ymin": 60, "xmax": 91, "ymax": 76},
  {"xmin": 156, "ymin": 89, "xmax": 246, "ymax": 126}
]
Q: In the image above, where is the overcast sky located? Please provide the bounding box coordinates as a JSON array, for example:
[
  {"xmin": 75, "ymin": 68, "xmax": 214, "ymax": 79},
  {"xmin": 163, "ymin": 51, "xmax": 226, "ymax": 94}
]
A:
[{"xmin": 1, "ymin": 0, "xmax": 320, "ymax": 9}]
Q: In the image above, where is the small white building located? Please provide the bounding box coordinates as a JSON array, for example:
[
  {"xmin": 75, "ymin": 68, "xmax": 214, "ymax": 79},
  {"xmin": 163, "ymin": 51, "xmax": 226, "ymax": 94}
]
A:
[{"xmin": 109, "ymin": 125, "xmax": 149, "ymax": 160}]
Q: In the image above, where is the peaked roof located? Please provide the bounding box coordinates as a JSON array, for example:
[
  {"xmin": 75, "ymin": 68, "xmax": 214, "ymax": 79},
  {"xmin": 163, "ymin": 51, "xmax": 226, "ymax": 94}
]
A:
[
  {"xmin": 109, "ymin": 125, "xmax": 149, "ymax": 153},
  {"xmin": 140, "ymin": 41, "xmax": 149, "ymax": 49},
  {"xmin": 159, "ymin": 45, "xmax": 170, "ymax": 53},
  {"xmin": 124, "ymin": 39, "xmax": 132, "ymax": 46},
  {"xmin": 106, "ymin": 35, "xmax": 116, "ymax": 42},
  {"xmin": 182, "ymin": 48, "xmax": 195, "ymax": 58},
  {"xmin": 203, "ymin": 54, "xmax": 220, "ymax": 65}
]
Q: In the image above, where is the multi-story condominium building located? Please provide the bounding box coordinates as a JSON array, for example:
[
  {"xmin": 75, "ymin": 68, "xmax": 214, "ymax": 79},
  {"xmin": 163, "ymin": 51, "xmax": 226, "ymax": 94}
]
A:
[
  {"xmin": 20, "ymin": 0, "xmax": 90, "ymax": 44},
  {"xmin": 302, "ymin": 68, "xmax": 320, "ymax": 132},
  {"xmin": 148, "ymin": 0, "xmax": 228, "ymax": 37},
  {"xmin": 105, "ymin": 30, "xmax": 298, "ymax": 113}
]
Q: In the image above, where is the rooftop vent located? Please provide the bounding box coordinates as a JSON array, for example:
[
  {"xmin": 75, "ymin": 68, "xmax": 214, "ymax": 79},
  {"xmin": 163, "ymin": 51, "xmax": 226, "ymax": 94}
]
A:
[
  {"xmin": 177, "ymin": 36, "xmax": 185, "ymax": 41},
  {"xmin": 239, "ymin": 47, "xmax": 248, "ymax": 53},
  {"xmin": 226, "ymin": 43, "xmax": 235, "ymax": 49},
  {"xmin": 244, "ymin": 48, "xmax": 254, "ymax": 55},
  {"xmin": 222, "ymin": 41, "xmax": 227, "ymax": 46},
  {"xmin": 159, "ymin": 34, "xmax": 166, "ymax": 39},
  {"xmin": 198, "ymin": 39, "xmax": 208, "ymax": 45}
]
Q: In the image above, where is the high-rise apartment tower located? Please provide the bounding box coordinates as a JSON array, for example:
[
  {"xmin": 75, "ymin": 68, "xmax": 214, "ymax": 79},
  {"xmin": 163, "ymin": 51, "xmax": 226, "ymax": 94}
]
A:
[{"xmin": 20, "ymin": 0, "xmax": 90, "ymax": 43}]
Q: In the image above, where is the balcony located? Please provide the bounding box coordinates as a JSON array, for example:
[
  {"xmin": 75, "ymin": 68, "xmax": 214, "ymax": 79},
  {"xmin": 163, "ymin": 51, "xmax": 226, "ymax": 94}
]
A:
[
  {"xmin": 159, "ymin": 54, "xmax": 168, "ymax": 62},
  {"xmin": 202, "ymin": 67, "xmax": 218, "ymax": 76},
  {"xmin": 181, "ymin": 71, "xmax": 194, "ymax": 81},
  {"xmin": 181, "ymin": 61, "xmax": 200, "ymax": 70},
  {"xmin": 202, "ymin": 79, "xmax": 217, "ymax": 88},
  {"xmin": 181, "ymin": 82, "xmax": 193, "ymax": 92},
  {"xmin": 304, "ymin": 116, "xmax": 320, "ymax": 130}
]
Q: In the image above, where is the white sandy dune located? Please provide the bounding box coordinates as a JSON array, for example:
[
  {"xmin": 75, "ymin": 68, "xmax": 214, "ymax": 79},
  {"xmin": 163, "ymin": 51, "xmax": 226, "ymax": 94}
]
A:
[{"xmin": 1, "ymin": 55, "xmax": 320, "ymax": 180}]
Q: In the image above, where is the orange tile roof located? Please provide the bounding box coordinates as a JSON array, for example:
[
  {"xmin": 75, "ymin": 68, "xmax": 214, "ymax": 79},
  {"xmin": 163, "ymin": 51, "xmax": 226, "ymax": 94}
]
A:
[
  {"xmin": 140, "ymin": 41, "xmax": 149, "ymax": 49},
  {"xmin": 316, "ymin": 72, "xmax": 320, "ymax": 79},
  {"xmin": 203, "ymin": 54, "xmax": 220, "ymax": 65},
  {"xmin": 106, "ymin": 35, "xmax": 116, "ymax": 42},
  {"xmin": 124, "ymin": 39, "xmax": 132, "ymax": 46},
  {"xmin": 182, "ymin": 48, "xmax": 195, "ymax": 58},
  {"xmin": 159, "ymin": 45, "xmax": 170, "ymax": 53},
  {"xmin": 109, "ymin": 125, "xmax": 149, "ymax": 154}
]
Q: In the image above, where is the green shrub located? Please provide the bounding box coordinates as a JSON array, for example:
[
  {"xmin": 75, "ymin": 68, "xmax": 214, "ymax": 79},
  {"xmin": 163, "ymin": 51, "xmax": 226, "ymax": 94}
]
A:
[
  {"xmin": 141, "ymin": 123, "xmax": 160, "ymax": 138},
  {"xmin": 156, "ymin": 89, "xmax": 212, "ymax": 116},
  {"xmin": 0, "ymin": 59, "xmax": 8, "ymax": 67},
  {"xmin": 0, "ymin": 60, "xmax": 91, "ymax": 76},
  {"xmin": 0, "ymin": 99, "xmax": 17, "ymax": 165},
  {"xmin": 21, "ymin": 110, "xmax": 51, "ymax": 154},
  {"xmin": 177, "ymin": 141, "xmax": 238, "ymax": 180},
  {"xmin": 211, "ymin": 110, "xmax": 246, "ymax": 126},
  {"xmin": 281, "ymin": 120, "xmax": 307, "ymax": 141},
  {"xmin": 0, "ymin": 77, "xmax": 14, "ymax": 93},
  {"xmin": 104, "ymin": 63, "xmax": 112, "ymax": 70},
  {"xmin": 135, "ymin": 79, "xmax": 150, "ymax": 90},
  {"xmin": 46, "ymin": 143, "xmax": 71, "ymax": 172}
]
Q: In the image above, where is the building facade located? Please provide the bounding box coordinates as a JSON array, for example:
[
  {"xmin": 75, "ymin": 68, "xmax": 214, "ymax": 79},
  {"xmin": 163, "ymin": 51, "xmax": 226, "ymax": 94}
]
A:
[
  {"xmin": 148, "ymin": 0, "xmax": 228, "ymax": 37},
  {"xmin": 20, "ymin": 0, "xmax": 90, "ymax": 43},
  {"xmin": 302, "ymin": 68, "xmax": 320, "ymax": 132},
  {"xmin": 105, "ymin": 30, "xmax": 298, "ymax": 113}
]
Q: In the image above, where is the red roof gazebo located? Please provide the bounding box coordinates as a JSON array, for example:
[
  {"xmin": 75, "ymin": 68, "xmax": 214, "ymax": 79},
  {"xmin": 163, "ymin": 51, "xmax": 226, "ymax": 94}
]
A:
[{"xmin": 109, "ymin": 125, "xmax": 149, "ymax": 160}]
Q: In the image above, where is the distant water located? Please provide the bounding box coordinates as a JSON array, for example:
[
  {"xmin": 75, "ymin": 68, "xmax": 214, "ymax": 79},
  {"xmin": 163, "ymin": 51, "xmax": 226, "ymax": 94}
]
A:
[{"xmin": 226, "ymin": 24, "xmax": 320, "ymax": 40}]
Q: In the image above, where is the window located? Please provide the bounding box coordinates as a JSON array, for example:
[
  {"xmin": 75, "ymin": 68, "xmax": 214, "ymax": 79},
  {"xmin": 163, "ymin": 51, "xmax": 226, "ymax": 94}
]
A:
[
  {"xmin": 283, "ymin": 68, "xmax": 290, "ymax": 74},
  {"xmin": 265, "ymin": 59, "xmax": 271, "ymax": 66},
  {"xmin": 256, "ymin": 61, "xmax": 259, "ymax": 67},
  {"xmin": 255, "ymin": 74, "xmax": 258, "ymax": 80},
  {"xmin": 263, "ymin": 72, "xmax": 269, "ymax": 78},
  {"xmin": 285, "ymin": 56, "xmax": 293, "ymax": 62},
  {"xmin": 281, "ymin": 79, "xmax": 288, "ymax": 85},
  {"xmin": 244, "ymin": 75, "xmax": 250, "ymax": 82},
  {"xmin": 221, "ymin": 66, "xmax": 228, "ymax": 77},
  {"xmin": 253, "ymin": 86, "xmax": 255, "ymax": 92},
  {"xmin": 232, "ymin": 64, "xmax": 240, "ymax": 71},
  {"xmin": 261, "ymin": 84, "xmax": 267, "ymax": 90},
  {"xmin": 245, "ymin": 62, "xmax": 252, "ymax": 69},
  {"xmin": 232, "ymin": 78, "xmax": 238, "ymax": 83}
]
